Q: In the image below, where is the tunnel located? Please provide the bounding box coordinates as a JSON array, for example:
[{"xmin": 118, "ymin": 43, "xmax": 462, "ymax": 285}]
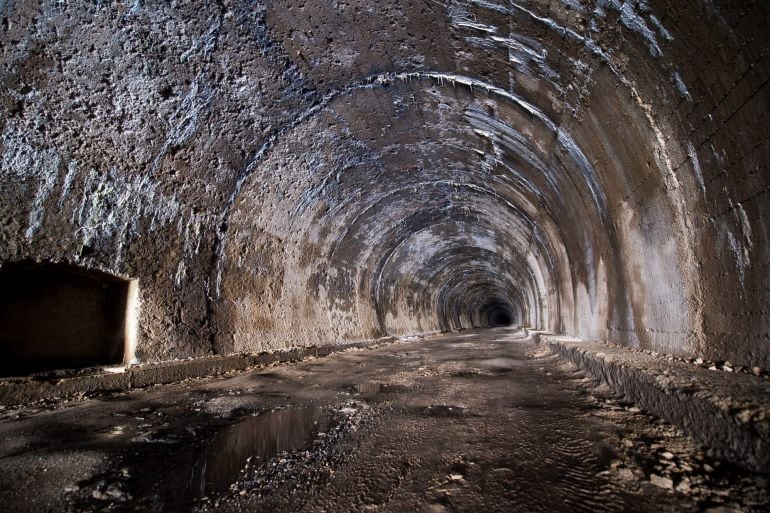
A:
[
  {"xmin": 0, "ymin": 0, "xmax": 768, "ymax": 511},
  {"xmin": 1, "ymin": 0, "xmax": 766, "ymax": 365}
]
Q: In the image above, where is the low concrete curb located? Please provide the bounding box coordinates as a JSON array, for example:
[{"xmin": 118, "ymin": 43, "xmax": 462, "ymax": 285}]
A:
[
  {"xmin": 529, "ymin": 330, "xmax": 770, "ymax": 473},
  {"xmin": 0, "ymin": 337, "xmax": 396, "ymax": 407}
]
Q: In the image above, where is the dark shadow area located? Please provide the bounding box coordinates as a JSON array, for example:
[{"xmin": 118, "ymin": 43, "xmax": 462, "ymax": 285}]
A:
[
  {"xmin": 0, "ymin": 261, "xmax": 130, "ymax": 377},
  {"xmin": 489, "ymin": 310, "xmax": 512, "ymax": 326},
  {"xmin": 471, "ymin": 297, "xmax": 520, "ymax": 329}
]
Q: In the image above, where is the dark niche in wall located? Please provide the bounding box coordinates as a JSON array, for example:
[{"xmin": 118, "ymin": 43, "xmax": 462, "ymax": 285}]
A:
[{"xmin": 0, "ymin": 262, "xmax": 137, "ymax": 377}]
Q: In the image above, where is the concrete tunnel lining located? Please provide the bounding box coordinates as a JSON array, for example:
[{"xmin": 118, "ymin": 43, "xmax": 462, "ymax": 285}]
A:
[{"xmin": 0, "ymin": 0, "xmax": 767, "ymax": 369}]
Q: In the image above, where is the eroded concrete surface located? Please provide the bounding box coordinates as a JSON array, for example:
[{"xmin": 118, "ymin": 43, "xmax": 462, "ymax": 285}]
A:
[
  {"xmin": 2, "ymin": 0, "xmax": 769, "ymax": 370},
  {"xmin": 1, "ymin": 328, "xmax": 767, "ymax": 512}
]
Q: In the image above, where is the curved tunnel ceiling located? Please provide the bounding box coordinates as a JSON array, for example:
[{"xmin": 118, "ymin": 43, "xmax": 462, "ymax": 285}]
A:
[
  {"xmin": 1, "ymin": 1, "xmax": 767, "ymax": 368},
  {"xmin": 215, "ymin": 0, "xmax": 682, "ymax": 352}
]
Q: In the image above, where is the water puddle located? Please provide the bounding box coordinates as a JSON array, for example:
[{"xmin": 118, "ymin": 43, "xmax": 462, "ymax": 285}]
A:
[{"xmin": 188, "ymin": 407, "xmax": 334, "ymax": 499}]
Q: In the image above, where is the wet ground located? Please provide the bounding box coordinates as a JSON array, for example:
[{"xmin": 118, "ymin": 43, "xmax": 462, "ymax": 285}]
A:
[{"xmin": 0, "ymin": 327, "xmax": 767, "ymax": 512}]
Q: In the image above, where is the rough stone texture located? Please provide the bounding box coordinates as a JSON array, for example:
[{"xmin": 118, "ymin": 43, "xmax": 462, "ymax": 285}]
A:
[
  {"xmin": 537, "ymin": 331, "xmax": 770, "ymax": 472},
  {"xmin": 1, "ymin": 1, "xmax": 768, "ymax": 368}
]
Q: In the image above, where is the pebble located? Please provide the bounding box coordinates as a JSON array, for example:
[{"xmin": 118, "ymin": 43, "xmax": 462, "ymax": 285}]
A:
[
  {"xmin": 752, "ymin": 367, "xmax": 761, "ymax": 376},
  {"xmin": 649, "ymin": 474, "xmax": 674, "ymax": 490},
  {"xmin": 676, "ymin": 477, "xmax": 692, "ymax": 494},
  {"xmin": 92, "ymin": 490, "xmax": 109, "ymax": 501},
  {"xmin": 107, "ymin": 489, "xmax": 128, "ymax": 501}
]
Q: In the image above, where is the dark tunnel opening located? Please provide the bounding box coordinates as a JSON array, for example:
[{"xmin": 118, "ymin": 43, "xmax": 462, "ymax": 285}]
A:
[
  {"xmin": 0, "ymin": 262, "xmax": 138, "ymax": 377},
  {"xmin": 478, "ymin": 300, "xmax": 517, "ymax": 328},
  {"xmin": 488, "ymin": 310, "xmax": 512, "ymax": 327}
]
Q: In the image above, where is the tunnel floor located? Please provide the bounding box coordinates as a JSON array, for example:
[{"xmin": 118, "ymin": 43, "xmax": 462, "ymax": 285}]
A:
[{"xmin": 0, "ymin": 328, "xmax": 767, "ymax": 512}]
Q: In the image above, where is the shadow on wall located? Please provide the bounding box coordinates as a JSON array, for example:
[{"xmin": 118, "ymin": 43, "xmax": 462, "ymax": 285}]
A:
[{"xmin": 0, "ymin": 262, "xmax": 138, "ymax": 377}]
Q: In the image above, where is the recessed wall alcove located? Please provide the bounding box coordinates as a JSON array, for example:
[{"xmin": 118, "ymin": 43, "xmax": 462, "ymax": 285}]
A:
[{"xmin": 0, "ymin": 262, "xmax": 138, "ymax": 377}]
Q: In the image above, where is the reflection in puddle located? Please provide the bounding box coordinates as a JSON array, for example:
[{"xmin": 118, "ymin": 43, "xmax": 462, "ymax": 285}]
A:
[{"xmin": 189, "ymin": 407, "xmax": 333, "ymax": 499}]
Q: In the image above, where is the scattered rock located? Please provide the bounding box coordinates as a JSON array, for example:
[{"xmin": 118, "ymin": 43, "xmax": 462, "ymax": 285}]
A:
[
  {"xmin": 91, "ymin": 490, "xmax": 109, "ymax": 501},
  {"xmin": 649, "ymin": 474, "xmax": 674, "ymax": 490},
  {"xmin": 675, "ymin": 477, "xmax": 691, "ymax": 494}
]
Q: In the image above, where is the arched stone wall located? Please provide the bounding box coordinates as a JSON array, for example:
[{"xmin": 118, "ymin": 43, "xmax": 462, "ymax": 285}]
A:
[{"xmin": 1, "ymin": 0, "xmax": 767, "ymax": 368}]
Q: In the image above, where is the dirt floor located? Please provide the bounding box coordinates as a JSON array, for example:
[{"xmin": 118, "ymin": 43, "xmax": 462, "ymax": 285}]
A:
[{"xmin": 0, "ymin": 327, "xmax": 767, "ymax": 512}]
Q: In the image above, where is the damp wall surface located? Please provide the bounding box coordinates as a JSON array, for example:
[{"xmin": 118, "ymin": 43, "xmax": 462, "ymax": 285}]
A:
[{"xmin": 0, "ymin": 1, "xmax": 768, "ymax": 368}]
